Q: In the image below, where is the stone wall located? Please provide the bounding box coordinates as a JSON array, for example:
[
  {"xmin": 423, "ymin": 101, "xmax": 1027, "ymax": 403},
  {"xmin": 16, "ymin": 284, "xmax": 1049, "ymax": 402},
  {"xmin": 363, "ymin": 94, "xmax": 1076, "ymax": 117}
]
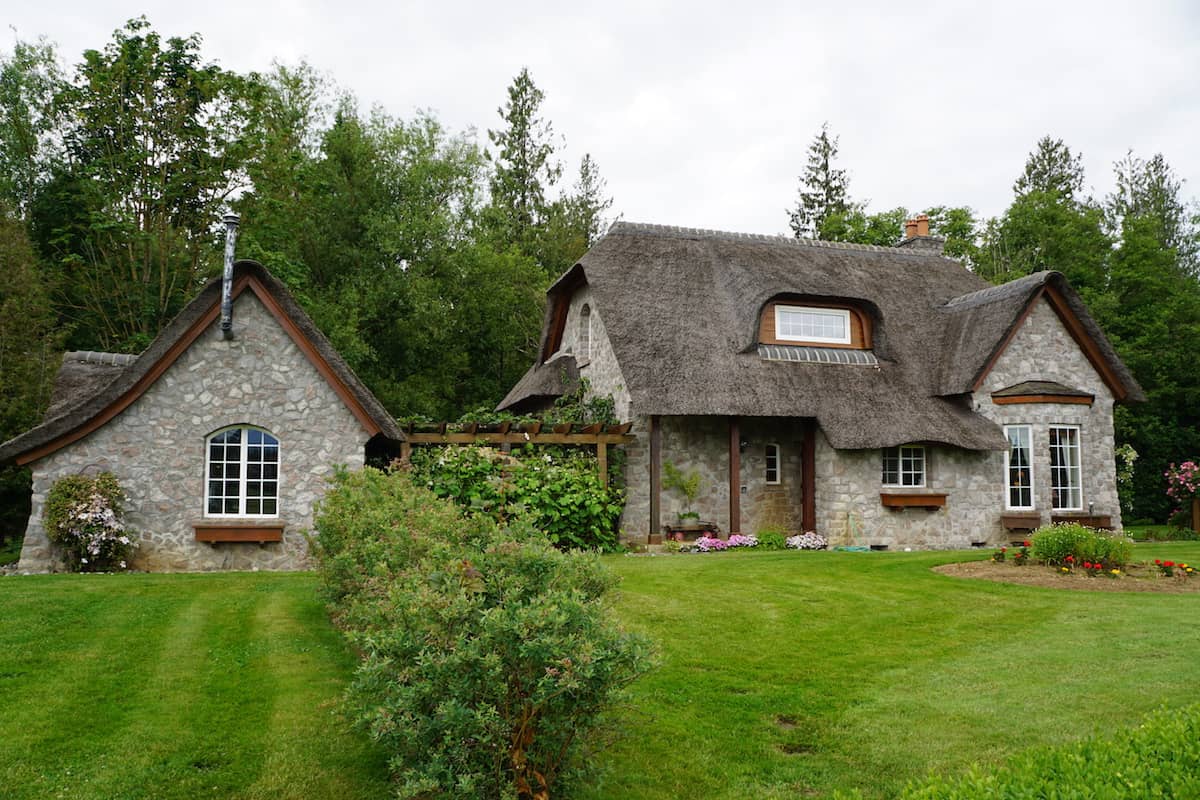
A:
[
  {"xmin": 975, "ymin": 298, "xmax": 1120, "ymax": 529},
  {"xmin": 19, "ymin": 292, "xmax": 368, "ymax": 572},
  {"xmin": 618, "ymin": 415, "xmax": 808, "ymax": 540},
  {"xmin": 561, "ymin": 285, "xmax": 632, "ymax": 420}
]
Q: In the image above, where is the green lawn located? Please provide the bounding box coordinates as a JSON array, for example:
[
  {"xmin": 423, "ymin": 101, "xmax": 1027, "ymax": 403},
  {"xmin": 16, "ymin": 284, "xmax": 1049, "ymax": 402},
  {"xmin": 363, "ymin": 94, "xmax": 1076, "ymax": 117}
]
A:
[
  {"xmin": 0, "ymin": 572, "xmax": 390, "ymax": 799},
  {"xmin": 2, "ymin": 545, "xmax": 1199, "ymax": 799},
  {"xmin": 585, "ymin": 543, "xmax": 1200, "ymax": 799}
]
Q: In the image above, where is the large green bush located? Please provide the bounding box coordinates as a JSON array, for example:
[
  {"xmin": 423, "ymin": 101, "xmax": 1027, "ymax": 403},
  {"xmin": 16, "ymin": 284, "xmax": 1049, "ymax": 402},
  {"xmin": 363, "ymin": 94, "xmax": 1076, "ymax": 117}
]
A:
[
  {"xmin": 1030, "ymin": 523, "xmax": 1134, "ymax": 568},
  {"xmin": 410, "ymin": 445, "xmax": 625, "ymax": 551},
  {"xmin": 312, "ymin": 468, "xmax": 655, "ymax": 800},
  {"xmin": 896, "ymin": 703, "xmax": 1200, "ymax": 799}
]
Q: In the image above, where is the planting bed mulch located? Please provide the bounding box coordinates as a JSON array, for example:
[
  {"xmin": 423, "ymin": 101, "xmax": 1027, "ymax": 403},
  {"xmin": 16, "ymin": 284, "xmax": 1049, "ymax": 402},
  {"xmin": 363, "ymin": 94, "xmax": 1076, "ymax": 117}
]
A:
[{"xmin": 935, "ymin": 559, "xmax": 1200, "ymax": 593}]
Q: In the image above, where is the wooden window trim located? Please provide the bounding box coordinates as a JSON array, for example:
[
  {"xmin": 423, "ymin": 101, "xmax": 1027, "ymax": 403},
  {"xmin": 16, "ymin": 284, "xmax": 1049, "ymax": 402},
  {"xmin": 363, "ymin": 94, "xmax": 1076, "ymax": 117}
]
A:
[
  {"xmin": 992, "ymin": 394, "xmax": 1093, "ymax": 406},
  {"xmin": 194, "ymin": 523, "xmax": 284, "ymax": 544},
  {"xmin": 759, "ymin": 299, "xmax": 872, "ymax": 349}
]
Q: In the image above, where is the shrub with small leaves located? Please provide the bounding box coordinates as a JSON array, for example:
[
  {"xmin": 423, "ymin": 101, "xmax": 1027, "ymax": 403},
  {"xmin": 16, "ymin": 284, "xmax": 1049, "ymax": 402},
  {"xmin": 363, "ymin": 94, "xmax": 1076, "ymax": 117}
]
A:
[
  {"xmin": 755, "ymin": 529, "xmax": 787, "ymax": 550},
  {"xmin": 312, "ymin": 468, "xmax": 655, "ymax": 800},
  {"xmin": 42, "ymin": 472, "xmax": 136, "ymax": 572}
]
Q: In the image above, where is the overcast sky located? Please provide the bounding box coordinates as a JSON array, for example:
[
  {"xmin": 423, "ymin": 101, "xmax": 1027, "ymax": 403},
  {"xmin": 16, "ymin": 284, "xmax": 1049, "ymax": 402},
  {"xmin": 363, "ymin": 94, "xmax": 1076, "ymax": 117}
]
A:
[{"xmin": 8, "ymin": 1, "xmax": 1200, "ymax": 236}]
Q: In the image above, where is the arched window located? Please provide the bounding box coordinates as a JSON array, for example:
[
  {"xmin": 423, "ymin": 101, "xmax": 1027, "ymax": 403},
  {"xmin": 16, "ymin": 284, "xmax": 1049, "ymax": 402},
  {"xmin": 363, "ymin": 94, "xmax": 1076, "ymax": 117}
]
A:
[
  {"xmin": 579, "ymin": 304, "xmax": 592, "ymax": 360},
  {"xmin": 206, "ymin": 426, "xmax": 279, "ymax": 516},
  {"xmin": 765, "ymin": 443, "xmax": 781, "ymax": 484}
]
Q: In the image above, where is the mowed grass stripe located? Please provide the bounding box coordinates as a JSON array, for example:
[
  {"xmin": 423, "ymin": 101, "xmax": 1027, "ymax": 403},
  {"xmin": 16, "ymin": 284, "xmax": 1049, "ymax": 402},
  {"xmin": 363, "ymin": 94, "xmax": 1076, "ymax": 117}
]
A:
[
  {"xmin": 0, "ymin": 577, "xmax": 189, "ymax": 795},
  {"xmin": 0, "ymin": 573, "xmax": 390, "ymax": 800}
]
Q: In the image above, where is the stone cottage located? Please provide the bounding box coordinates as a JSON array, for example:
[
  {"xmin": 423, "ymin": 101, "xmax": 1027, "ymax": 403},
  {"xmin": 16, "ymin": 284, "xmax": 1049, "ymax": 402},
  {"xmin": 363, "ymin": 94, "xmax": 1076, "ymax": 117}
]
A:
[
  {"xmin": 0, "ymin": 260, "xmax": 401, "ymax": 571},
  {"xmin": 498, "ymin": 219, "xmax": 1144, "ymax": 549}
]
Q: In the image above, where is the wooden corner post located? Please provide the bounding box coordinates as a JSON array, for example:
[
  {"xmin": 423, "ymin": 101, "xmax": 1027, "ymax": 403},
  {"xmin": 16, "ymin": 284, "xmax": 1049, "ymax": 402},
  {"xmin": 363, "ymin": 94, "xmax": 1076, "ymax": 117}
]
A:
[{"xmin": 649, "ymin": 415, "xmax": 662, "ymax": 543}]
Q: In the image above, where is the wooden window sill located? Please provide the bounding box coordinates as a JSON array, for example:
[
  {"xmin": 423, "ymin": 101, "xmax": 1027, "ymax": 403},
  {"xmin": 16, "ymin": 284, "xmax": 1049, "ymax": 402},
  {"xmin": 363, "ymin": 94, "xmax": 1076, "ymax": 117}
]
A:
[
  {"xmin": 880, "ymin": 493, "xmax": 947, "ymax": 510},
  {"xmin": 1001, "ymin": 513, "xmax": 1042, "ymax": 531},
  {"xmin": 195, "ymin": 523, "xmax": 284, "ymax": 544}
]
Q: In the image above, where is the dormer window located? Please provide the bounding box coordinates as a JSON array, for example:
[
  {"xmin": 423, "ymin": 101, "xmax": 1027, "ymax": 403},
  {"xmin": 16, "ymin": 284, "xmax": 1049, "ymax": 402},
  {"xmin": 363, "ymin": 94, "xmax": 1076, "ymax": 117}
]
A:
[{"xmin": 775, "ymin": 305, "xmax": 851, "ymax": 345}]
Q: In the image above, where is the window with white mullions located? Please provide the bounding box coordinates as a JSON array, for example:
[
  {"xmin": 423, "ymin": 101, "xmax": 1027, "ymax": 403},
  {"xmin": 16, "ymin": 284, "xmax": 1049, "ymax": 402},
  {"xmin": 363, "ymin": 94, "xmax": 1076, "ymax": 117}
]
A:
[
  {"xmin": 206, "ymin": 426, "xmax": 279, "ymax": 517},
  {"xmin": 765, "ymin": 443, "xmax": 781, "ymax": 484},
  {"xmin": 882, "ymin": 445, "xmax": 925, "ymax": 487},
  {"xmin": 1004, "ymin": 425, "xmax": 1034, "ymax": 510},
  {"xmin": 775, "ymin": 305, "xmax": 851, "ymax": 345},
  {"xmin": 1048, "ymin": 426, "xmax": 1082, "ymax": 511}
]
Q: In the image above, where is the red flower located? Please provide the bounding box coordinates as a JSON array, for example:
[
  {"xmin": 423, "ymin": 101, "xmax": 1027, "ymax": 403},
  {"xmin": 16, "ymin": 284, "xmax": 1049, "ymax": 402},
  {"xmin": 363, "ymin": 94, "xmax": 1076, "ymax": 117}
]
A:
[
  {"xmin": 1083, "ymin": 562, "xmax": 1092, "ymax": 569},
  {"xmin": 1155, "ymin": 559, "xmax": 1162, "ymax": 565},
  {"xmin": 1001, "ymin": 546, "xmax": 1007, "ymax": 552},
  {"xmin": 1066, "ymin": 555, "xmax": 1074, "ymax": 562},
  {"xmin": 1165, "ymin": 561, "xmax": 1176, "ymax": 568},
  {"xmin": 1023, "ymin": 541, "xmax": 1031, "ymax": 547}
]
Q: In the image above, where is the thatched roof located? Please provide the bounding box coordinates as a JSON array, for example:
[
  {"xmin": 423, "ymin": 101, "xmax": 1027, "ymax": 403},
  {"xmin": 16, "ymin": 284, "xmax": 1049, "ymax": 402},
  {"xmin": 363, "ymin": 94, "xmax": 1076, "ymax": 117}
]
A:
[
  {"xmin": 497, "ymin": 354, "xmax": 580, "ymax": 414},
  {"xmin": 0, "ymin": 260, "xmax": 401, "ymax": 466},
  {"xmin": 501, "ymin": 222, "xmax": 1143, "ymax": 451}
]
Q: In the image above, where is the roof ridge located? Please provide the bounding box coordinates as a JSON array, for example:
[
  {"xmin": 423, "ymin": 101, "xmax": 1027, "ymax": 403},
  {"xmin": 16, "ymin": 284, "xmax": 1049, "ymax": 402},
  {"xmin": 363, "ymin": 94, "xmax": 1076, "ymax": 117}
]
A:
[
  {"xmin": 941, "ymin": 272, "xmax": 1054, "ymax": 310},
  {"xmin": 63, "ymin": 351, "xmax": 138, "ymax": 367},
  {"xmin": 606, "ymin": 220, "xmax": 944, "ymax": 258}
]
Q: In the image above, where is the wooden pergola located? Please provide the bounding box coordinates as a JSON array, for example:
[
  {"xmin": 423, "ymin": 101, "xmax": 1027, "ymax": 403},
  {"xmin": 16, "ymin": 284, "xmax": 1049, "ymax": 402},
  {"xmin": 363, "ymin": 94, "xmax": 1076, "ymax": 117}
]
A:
[{"xmin": 397, "ymin": 421, "xmax": 635, "ymax": 487}]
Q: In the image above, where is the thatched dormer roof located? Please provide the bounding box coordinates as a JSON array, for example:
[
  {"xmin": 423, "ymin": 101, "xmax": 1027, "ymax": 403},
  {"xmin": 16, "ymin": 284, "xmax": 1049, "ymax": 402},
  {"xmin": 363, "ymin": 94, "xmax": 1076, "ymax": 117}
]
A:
[
  {"xmin": 502, "ymin": 222, "xmax": 1142, "ymax": 451},
  {"xmin": 0, "ymin": 260, "xmax": 401, "ymax": 466}
]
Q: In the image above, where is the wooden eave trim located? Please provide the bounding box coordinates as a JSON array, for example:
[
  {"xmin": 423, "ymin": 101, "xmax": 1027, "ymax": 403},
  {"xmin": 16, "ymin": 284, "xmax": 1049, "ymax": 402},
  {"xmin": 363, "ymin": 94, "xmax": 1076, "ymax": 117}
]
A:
[
  {"xmin": 17, "ymin": 275, "xmax": 381, "ymax": 466},
  {"xmin": 540, "ymin": 270, "xmax": 587, "ymax": 362},
  {"xmin": 971, "ymin": 285, "xmax": 1129, "ymax": 402},
  {"xmin": 992, "ymin": 394, "xmax": 1094, "ymax": 406}
]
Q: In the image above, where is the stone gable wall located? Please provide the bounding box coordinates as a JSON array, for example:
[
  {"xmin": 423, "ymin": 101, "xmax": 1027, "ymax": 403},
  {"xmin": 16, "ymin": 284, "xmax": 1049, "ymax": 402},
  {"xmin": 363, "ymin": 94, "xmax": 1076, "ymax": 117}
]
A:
[
  {"xmin": 561, "ymin": 285, "xmax": 632, "ymax": 420},
  {"xmin": 975, "ymin": 298, "xmax": 1119, "ymax": 528},
  {"xmin": 19, "ymin": 292, "xmax": 368, "ymax": 572}
]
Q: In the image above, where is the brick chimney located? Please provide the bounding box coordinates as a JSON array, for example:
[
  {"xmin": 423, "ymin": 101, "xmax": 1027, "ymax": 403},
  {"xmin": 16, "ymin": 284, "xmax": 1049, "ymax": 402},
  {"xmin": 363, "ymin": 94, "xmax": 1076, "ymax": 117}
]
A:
[{"xmin": 898, "ymin": 213, "xmax": 943, "ymax": 254}]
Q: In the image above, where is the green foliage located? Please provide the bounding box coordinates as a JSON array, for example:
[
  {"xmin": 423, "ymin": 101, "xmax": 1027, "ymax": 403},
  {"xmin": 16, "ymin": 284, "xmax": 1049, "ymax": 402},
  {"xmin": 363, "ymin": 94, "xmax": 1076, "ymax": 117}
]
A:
[
  {"xmin": 1029, "ymin": 523, "xmax": 1134, "ymax": 568},
  {"xmin": 31, "ymin": 18, "xmax": 259, "ymax": 352},
  {"xmin": 42, "ymin": 472, "xmax": 135, "ymax": 571},
  {"xmin": 754, "ymin": 528, "xmax": 787, "ymax": 550},
  {"xmin": 661, "ymin": 461, "xmax": 702, "ymax": 509},
  {"xmin": 311, "ymin": 468, "xmax": 655, "ymax": 800},
  {"xmin": 788, "ymin": 122, "xmax": 850, "ymax": 238},
  {"xmin": 899, "ymin": 703, "xmax": 1200, "ymax": 799},
  {"xmin": 0, "ymin": 36, "xmax": 65, "ymax": 214},
  {"xmin": 410, "ymin": 445, "xmax": 625, "ymax": 551}
]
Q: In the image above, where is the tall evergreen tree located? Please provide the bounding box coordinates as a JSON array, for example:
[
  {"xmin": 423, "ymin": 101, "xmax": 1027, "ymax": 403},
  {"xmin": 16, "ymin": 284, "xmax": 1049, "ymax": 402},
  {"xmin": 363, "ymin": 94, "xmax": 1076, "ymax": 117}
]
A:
[
  {"xmin": 1013, "ymin": 136, "xmax": 1085, "ymax": 200},
  {"xmin": 485, "ymin": 68, "xmax": 561, "ymax": 267},
  {"xmin": 787, "ymin": 123, "xmax": 850, "ymax": 239}
]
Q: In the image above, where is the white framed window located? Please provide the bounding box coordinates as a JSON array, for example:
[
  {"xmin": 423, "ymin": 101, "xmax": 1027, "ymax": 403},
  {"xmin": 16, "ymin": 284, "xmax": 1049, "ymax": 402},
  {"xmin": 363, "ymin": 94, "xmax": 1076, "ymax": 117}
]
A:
[
  {"xmin": 206, "ymin": 426, "xmax": 280, "ymax": 517},
  {"xmin": 1049, "ymin": 425, "xmax": 1082, "ymax": 511},
  {"xmin": 775, "ymin": 305, "xmax": 851, "ymax": 345},
  {"xmin": 882, "ymin": 445, "xmax": 926, "ymax": 487},
  {"xmin": 765, "ymin": 443, "xmax": 781, "ymax": 484},
  {"xmin": 578, "ymin": 304, "xmax": 592, "ymax": 360},
  {"xmin": 1004, "ymin": 425, "xmax": 1034, "ymax": 510}
]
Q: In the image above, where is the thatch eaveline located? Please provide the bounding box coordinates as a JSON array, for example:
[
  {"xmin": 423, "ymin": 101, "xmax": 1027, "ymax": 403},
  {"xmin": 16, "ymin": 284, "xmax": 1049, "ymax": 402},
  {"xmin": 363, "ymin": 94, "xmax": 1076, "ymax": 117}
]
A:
[{"xmin": 499, "ymin": 218, "xmax": 1143, "ymax": 549}]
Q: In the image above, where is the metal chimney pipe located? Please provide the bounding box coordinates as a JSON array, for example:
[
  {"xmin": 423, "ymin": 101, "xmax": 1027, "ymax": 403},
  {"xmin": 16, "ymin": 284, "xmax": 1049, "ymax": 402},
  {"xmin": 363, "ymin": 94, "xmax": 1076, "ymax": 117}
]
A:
[{"xmin": 220, "ymin": 213, "xmax": 239, "ymax": 340}]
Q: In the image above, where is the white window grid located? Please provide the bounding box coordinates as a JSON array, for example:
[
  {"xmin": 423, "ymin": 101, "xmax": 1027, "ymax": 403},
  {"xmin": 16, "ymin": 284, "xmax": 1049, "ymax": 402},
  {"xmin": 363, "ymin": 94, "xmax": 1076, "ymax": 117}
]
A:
[
  {"xmin": 882, "ymin": 445, "xmax": 926, "ymax": 487},
  {"xmin": 578, "ymin": 304, "xmax": 592, "ymax": 360},
  {"xmin": 205, "ymin": 426, "xmax": 280, "ymax": 517},
  {"xmin": 775, "ymin": 305, "xmax": 851, "ymax": 345},
  {"xmin": 1004, "ymin": 425, "xmax": 1034, "ymax": 510},
  {"xmin": 765, "ymin": 443, "xmax": 781, "ymax": 484},
  {"xmin": 1049, "ymin": 425, "xmax": 1082, "ymax": 511}
]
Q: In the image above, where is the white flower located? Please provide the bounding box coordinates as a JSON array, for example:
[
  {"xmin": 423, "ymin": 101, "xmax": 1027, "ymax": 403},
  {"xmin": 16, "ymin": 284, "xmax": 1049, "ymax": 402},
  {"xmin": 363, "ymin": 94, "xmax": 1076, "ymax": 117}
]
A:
[{"xmin": 80, "ymin": 558, "xmax": 88, "ymax": 564}]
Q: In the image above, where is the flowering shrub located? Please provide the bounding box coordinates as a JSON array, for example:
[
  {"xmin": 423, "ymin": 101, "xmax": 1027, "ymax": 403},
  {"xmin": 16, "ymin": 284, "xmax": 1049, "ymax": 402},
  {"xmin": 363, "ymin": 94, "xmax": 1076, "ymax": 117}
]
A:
[
  {"xmin": 1154, "ymin": 559, "xmax": 1195, "ymax": 578},
  {"xmin": 1165, "ymin": 460, "xmax": 1200, "ymax": 505},
  {"xmin": 42, "ymin": 472, "xmax": 136, "ymax": 572},
  {"xmin": 1012, "ymin": 541, "xmax": 1031, "ymax": 565},
  {"xmin": 786, "ymin": 531, "xmax": 828, "ymax": 550},
  {"xmin": 991, "ymin": 546, "xmax": 1007, "ymax": 563},
  {"xmin": 726, "ymin": 534, "xmax": 758, "ymax": 548},
  {"xmin": 1030, "ymin": 523, "xmax": 1133, "ymax": 568},
  {"xmin": 692, "ymin": 536, "xmax": 729, "ymax": 552}
]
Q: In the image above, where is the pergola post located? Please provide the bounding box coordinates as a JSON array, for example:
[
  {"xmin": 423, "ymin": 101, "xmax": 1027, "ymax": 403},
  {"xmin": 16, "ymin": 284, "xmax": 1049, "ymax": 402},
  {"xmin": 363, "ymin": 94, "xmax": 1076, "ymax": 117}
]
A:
[
  {"xmin": 801, "ymin": 419, "xmax": 816, "ymax": 533},
  {"xmin": 649, "ymin": 415, "xmax": 662, "ymax": 542},
  {"xmin": 728, "ymin": 416, "xmax": 741, "ymax": 535}
]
